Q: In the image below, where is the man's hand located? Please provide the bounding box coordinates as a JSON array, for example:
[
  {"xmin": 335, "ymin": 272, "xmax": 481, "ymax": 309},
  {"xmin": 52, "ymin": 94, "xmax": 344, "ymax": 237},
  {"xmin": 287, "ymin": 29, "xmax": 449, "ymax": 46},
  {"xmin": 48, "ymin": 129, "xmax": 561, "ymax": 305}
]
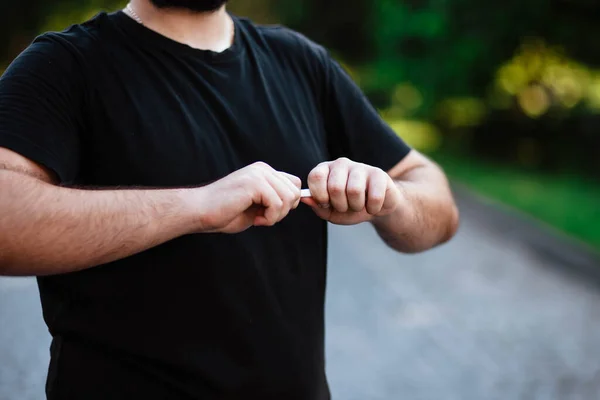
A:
[
  {"xmin": 301, "ymin": 158, "xmax": 402, "ymax": 225},
  {"xmin": 0, "ymin": 150, "xmax": 301, "ymax": 276},
  {"xmin": 196, "ymin": 162, "xmax": 302, "ymax": 234}
]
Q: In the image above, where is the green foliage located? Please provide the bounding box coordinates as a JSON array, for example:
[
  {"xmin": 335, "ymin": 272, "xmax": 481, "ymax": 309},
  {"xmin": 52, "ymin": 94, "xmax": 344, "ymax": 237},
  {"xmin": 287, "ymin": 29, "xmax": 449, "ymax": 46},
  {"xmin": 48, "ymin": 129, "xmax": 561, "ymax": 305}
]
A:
[
  {"xmin": 41, "ymin": 0, "xmax": 125, "ymax": 33},
  {"xmin": 434, "ymin": 152, "xmax": 600, "ymax": 249}
]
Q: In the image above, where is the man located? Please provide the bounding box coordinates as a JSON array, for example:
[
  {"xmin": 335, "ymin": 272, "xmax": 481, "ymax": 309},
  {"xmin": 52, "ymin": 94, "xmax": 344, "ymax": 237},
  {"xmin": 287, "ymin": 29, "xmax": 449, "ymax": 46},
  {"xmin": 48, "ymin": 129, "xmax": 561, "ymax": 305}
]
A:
[{"xmin": 0, "ymin": 0, "xmax": 459, "ymax": 398}]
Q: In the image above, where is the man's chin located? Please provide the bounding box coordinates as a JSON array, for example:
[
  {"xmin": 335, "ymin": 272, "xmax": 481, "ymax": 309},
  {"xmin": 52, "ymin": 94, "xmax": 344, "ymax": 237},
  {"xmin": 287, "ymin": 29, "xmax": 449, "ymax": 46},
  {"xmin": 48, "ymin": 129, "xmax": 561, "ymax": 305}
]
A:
[{"xmin": 148, "ymin": 0, "xmax": 228, "ymax": 13}]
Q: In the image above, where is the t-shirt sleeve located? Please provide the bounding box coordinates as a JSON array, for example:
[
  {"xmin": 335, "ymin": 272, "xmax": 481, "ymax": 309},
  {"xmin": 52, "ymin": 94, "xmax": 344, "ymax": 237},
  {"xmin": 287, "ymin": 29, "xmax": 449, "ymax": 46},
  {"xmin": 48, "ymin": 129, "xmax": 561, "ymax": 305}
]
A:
[
  {"xmin": 317, "ymin": 48, "xmax": 412, "ymax": 172},
  {"xmin": 0, "ymin": 34, "xmax": 84, "ymax": 184}
]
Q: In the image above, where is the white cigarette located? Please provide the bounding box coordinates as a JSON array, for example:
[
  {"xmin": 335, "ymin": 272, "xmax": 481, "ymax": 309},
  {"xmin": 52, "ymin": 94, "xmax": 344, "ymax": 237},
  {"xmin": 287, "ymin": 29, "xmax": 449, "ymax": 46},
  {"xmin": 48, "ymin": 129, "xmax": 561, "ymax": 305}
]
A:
[{"xmin": 301, "ymin": 189, "xmax": 312, "ymax": 198}]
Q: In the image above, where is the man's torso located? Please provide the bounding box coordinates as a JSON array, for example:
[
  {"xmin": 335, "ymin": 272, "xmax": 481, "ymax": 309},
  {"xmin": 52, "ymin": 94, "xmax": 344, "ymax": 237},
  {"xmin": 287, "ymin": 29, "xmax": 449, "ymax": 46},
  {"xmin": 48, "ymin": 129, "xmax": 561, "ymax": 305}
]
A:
[{"xmin": 40, "ymin": 11, "xmax": 332, "ymax": 399}]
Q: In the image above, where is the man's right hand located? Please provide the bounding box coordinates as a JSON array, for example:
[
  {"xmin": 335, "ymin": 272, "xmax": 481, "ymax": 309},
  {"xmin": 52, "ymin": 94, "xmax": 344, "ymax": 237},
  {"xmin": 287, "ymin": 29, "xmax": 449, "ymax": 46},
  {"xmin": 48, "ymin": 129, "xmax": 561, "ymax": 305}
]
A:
[
  {"xmin": 0, "ymin": 149, "xmax": 301, "ymax": 275},
  {"xmin": 194, "ymin": 162, "xmax": 302, "ymax": 234}
]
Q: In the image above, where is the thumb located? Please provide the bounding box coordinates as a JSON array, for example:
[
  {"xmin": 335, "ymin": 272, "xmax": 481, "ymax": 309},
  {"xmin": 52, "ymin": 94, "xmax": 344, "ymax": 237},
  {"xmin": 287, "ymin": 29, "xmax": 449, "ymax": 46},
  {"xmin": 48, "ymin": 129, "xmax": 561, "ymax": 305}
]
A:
[
  {"xmin": 300, "ymin": 197, "xmax": 319, "ymax": 208},
  {"xmin": 305, "ymin": 202, "xmax": 332, "ymax": 221}
]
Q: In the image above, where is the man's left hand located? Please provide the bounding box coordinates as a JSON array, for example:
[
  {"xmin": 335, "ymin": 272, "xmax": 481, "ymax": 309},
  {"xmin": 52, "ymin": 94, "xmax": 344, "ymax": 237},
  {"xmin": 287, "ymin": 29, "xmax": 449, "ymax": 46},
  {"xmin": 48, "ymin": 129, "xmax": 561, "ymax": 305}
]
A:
[{"xmin": 301, "ymin": 158, "xmax": 403, "ymax": 225}]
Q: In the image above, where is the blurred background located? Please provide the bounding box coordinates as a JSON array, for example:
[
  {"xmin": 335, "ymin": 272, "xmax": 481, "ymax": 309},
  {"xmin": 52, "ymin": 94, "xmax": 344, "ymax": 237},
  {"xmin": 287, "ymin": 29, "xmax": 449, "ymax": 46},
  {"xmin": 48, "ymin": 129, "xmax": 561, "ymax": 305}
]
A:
[{"xmin": 1, "ymin": 1, "xmax": 600, "ymax": 399}]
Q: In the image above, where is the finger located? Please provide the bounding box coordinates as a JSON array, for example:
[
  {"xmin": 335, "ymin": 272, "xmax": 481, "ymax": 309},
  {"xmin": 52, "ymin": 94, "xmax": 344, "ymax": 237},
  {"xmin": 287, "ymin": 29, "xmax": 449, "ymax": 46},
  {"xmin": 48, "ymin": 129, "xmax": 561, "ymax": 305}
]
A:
[
  {"xmin": 277, "ymin": 171, "xmax": 302, "ymax": 209},
  {"xmin": 254, "ymin": 180, "xmax": 283, "ymax": 226},
  {"xmin": 366, "ymin": 170, "xmax": 388, "ymax": 215},
  {"xmin": 382, "ymin": 179, "xmax": 402, "ymax": 214},
  {"xmin": 265, "ymin": 172, "xmax": 296, "ymax": 222},
  {"xmin": 307, "ymin": 163, "xmax": 331, "ymax": 206},
  {"xmin": 300, "ymin": 196, "xmax": 333, "ymax": 221},
  {"xmin": 300, "ymin": 197, "xmax": 333, "ymax": 212},
  {"xmin": 300, "ymin": 197, "xmax": 319, "ymax": 208},
  {"xmin": 327, "ymin": 162, "xmax": 350, "ymax": 213},
  {"xmin": 275, "ymin": 172, "xmax": 301, "ymax": 211},
  {"xmin": 346, "ymin": 166, "xmax": 368, "ymax": 212},
  {"xmin": 246, "ymin": 203, "xmax": 265, "ymax": 223},
  {"xmin": 279, "ymin": 172, "xmax": 302, "ymax": 189}
]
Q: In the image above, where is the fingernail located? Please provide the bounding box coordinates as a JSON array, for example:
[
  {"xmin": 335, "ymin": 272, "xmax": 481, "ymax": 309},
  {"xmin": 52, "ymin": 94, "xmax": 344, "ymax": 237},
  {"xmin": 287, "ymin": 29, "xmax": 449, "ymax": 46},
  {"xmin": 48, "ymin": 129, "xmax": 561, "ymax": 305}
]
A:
[{"xmin": 319, "ymin": 204, "xmax": 330, "ymax": 209}]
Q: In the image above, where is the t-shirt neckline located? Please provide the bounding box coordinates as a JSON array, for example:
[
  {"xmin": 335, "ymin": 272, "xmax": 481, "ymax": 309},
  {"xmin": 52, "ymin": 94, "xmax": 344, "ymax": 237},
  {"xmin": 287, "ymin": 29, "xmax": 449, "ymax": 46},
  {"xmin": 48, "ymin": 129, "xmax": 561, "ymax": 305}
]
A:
[{"xmin": 110, "ymin": 10, "xmax": 244, "ymax": 63}]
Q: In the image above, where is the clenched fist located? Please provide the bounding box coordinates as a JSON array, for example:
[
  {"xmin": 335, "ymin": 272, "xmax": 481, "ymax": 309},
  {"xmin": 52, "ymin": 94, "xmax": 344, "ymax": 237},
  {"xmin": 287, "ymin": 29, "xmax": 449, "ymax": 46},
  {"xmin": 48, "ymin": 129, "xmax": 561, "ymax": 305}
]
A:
[
  {"xmin": 301, "ymin": 158, "xmax": 402, "ymax": 225},
  {"xmin": 195, "ymin": 162, "xmax": 301, "ymax": 234}
]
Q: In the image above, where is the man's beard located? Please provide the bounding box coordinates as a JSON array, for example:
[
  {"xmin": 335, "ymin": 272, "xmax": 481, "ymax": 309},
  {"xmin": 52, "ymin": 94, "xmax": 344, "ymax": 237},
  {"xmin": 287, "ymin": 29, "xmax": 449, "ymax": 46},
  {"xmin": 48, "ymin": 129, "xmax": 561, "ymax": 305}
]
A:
[{"xmin": 148, "ymin": 0, "xmax": 228, "ymax": 12}]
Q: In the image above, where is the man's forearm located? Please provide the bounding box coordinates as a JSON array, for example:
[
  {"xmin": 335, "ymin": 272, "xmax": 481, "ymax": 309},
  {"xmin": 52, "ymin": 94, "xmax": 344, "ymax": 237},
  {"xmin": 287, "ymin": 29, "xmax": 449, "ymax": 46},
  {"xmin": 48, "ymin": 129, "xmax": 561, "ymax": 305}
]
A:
[
  {"xmin": 0, "ymin": 170, "xmax": 199, "ymax": 276},
  {"xmin": 373, "ymin": 165, "xmax": 459, "ymax": 253}
]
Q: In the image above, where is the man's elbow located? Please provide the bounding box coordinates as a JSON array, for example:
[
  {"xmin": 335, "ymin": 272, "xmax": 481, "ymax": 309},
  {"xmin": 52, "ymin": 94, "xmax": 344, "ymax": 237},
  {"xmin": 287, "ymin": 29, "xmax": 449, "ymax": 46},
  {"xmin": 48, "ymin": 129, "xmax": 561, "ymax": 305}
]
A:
[
  {"xmin": 0, "ymin": 249, "xmax": 18, "ymax": 276},
  {"xmin": 395, "ymin": 201, "xmax": 460, "ymax": 254},
  {"xmin": 441, "ymin": 202, "xmax": 460, "ymax": 244},
  {"xmin": 0, "ymin": 241, "xmax": 27, "ymax": 276},
  {"xmin": 0, "ymin": 253, "xmax": 11, "ymax": 276}
]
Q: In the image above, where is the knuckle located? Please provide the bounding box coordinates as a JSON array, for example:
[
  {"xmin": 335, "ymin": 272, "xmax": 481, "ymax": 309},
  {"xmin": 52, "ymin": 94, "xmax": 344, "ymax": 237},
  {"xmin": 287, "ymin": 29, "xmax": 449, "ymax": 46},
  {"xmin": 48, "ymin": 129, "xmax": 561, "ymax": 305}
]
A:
[
  {"xmin": 335, "ymin": 204, "xmax": 349, "ymax": 213},
  {"xmin": 370, "ymin": 194, "xmax": 385, "ymax": 205},
  {"xmin": 309, "ymin": 169, "xmax": 327, "ymax": 182},
  {"xmin": 283, "ymin": 193, "xmax": 295, "ymax": 207},
  {"xmin": 329, "ymin": 184, "xmax": 345, "ymax": 196},
  {"xmin": 346, "ymin": 185, "xmax": 363, "ymax": 197},
  {"xmin": 289, "ymin": 190, "xmax": 299, "ymax": 201},
  {"xmin": 253, "ymin": 161, "xmax": 271, "ymax": 171},
  {"xmin": 247, "ymin": 169, "xmax": 262, "ymax": 181},
  {"xmin": 349, "ymin": 204, "xmax": 363, "ymax": 212}
]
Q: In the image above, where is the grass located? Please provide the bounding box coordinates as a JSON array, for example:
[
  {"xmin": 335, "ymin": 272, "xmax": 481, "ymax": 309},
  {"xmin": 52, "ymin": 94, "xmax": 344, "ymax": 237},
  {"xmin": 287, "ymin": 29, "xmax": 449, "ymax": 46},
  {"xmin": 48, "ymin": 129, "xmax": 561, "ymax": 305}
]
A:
[{"xmin": 431, "ymin": 152, "xmax": 600, "ymax": 250}]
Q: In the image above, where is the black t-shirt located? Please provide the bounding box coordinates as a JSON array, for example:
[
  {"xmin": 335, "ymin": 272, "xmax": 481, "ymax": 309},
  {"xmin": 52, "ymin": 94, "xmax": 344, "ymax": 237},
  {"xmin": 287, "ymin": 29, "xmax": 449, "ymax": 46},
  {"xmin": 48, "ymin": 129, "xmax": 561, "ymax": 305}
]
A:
[{"xmin": 0, "ymin": 11, "xmax": 411, "ymax": 400}]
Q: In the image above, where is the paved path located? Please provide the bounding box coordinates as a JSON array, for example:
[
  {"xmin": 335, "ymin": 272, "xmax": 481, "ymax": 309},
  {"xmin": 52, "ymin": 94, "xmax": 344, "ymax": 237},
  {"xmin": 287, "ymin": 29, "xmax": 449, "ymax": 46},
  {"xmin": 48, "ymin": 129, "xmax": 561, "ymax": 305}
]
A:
[
  {"xmin": 0, "ymin": 278, "xmax": 49, "ymax": 400},
  {"xmin": 2, "ymin": 194, "xmax": 600, "ymax": 400}
]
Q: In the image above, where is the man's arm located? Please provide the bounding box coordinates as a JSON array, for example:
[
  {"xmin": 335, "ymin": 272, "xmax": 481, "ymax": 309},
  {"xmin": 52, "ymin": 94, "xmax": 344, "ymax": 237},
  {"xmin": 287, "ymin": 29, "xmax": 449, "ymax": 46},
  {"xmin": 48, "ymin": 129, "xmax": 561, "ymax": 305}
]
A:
[
  {"xmin": 0, "ymin": 177, "xmax": 196, "ymax": 277},
  {"xmin": 293, "ymin": 34, "xmax": 458, "ymax": 250},
  {"xmin": 371, "ymin": 150, "xmax": 459, "ymax": 253},
  {"xmin": 303, "ymin": 150, "xmax": 459, "ymax": 254},
  {"xmin": 0, "ymin": 148, "xmax": 302, "ymax": 277}
]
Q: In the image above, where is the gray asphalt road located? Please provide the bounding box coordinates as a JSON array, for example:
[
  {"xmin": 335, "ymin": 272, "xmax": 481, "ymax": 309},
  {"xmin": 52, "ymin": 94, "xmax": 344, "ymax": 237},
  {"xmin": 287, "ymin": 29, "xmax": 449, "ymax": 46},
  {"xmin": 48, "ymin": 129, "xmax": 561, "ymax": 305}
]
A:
[{"xmin": 2, "ymin": 194, "xmax": 600, "ymax": 400}]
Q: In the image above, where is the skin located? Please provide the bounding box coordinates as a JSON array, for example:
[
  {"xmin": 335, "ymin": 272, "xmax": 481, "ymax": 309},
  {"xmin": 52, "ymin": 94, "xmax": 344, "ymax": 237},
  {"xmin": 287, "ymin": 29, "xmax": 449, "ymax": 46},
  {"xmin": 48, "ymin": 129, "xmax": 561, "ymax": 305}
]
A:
[
  {"xmin": 0, "ymin": 147, "xmax": 302, "ymax": 276},
  {"xmin": 0, "ymin": 147, "xmax": 458, "ymax": 276},
  {"xmin": 302, "ymin": 152, "xmax": 459, "ymax": 253},
  {"xmin": 0, "ymin": 1, "xmax": 459, "ymax": 275}
]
